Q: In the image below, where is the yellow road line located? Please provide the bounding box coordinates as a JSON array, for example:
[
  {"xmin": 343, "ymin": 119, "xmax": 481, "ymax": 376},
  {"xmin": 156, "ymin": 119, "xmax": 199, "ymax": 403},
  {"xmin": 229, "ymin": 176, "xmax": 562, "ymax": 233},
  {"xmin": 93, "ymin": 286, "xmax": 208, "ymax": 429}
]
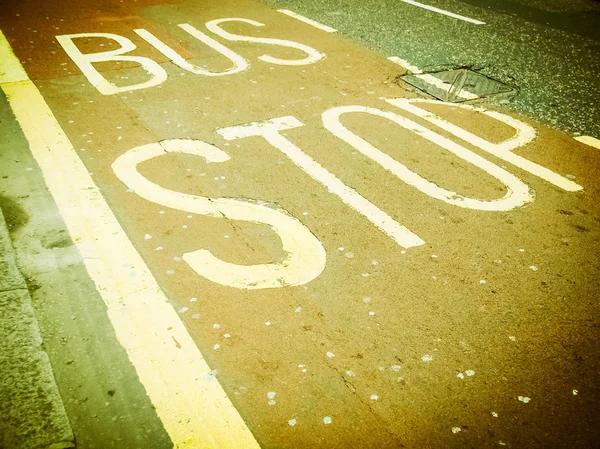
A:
[
  {"xmin": 575, "ymin": 135, "xmax": 600, "ymax": 150},
  {"xmin": 0, "ymin": 32, "xmax": 27, "ymax": 83},
  {"xmin": 0, "ymin": 29, "xmax": 260, "ymax": 449}
]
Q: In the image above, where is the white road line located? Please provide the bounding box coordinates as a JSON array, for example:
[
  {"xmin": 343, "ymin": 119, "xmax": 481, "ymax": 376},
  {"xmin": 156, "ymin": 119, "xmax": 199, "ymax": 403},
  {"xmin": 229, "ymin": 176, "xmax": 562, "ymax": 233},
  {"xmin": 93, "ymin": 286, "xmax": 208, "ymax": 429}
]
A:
[
  {"xmin": 218, "ymin": 117, "xmax": 426, "ymax": 249},
  {"xmin": 387, "ymin": 56, "xmax": 422, "ymax": 74},
  {"xmin": 388, "ymin": 57, "xmax": 478, "ymax": 100},
  {"xmin": 575, "ymin": 135, "xmax": 600, "ymax": 150},
  {"xmin": 112, "ymin": 139, "xmax": 326, "ymax": 290},
  {"xmin": 399, "ymin": 0, "xmax": 486, "ymax": 25},
  {"xmin": 277, "ymin": 9, "xmax": 338, "ymax": 33},
  {"xmin": 323, "ymin": 105, "xmax": 534, "ymax": 211},
  {"xmin": 388, "ymin": 98, "xmax": 583, "ymax": 192},
  {"xmin": 0, "ymin": 29, "xmax": 260, "ymax": 449}
]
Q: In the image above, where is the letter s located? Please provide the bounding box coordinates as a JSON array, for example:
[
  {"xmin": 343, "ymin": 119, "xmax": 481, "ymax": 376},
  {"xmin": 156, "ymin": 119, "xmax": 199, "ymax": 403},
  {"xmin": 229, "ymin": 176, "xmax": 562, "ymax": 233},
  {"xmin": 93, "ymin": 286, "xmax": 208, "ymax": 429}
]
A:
[
  {"xmin": 205, "ymin": 18, "xmax": 325, "ymax": 65},
  {"xmin": 112, "ymin": 139, "xmax": 326, "ymax": 289}
]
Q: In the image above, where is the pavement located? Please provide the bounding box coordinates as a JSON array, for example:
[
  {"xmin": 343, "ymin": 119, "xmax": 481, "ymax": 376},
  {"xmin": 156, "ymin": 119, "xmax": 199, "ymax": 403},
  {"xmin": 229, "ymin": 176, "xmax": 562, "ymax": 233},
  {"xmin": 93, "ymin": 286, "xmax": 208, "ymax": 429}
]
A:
[
  {"xmin": 0, "ymin": 0, "xmax": 599, "ymax": 448},
  {"xmin": 0, "ymin": 207, "xmax": 74, "ymax": 447}
]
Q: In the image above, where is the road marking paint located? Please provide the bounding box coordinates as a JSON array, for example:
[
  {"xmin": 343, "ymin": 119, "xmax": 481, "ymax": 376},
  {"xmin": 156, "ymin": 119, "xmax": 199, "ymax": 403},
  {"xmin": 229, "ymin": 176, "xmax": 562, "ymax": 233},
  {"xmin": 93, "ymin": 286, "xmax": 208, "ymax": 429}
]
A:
[
  {"xmin": 388, "ymin": 57, "xmax": 478, "ymax": 100},
  {"xmin": 218, "ymin": 116, "xmax": 426, "ymax": 249},
  {"xmin": 0, "ymin": 34, "xmax": 28, "ymax": 83},
  {"xmin": 387, "ymin": 56, "xmax": 423, "ymax": 74},
  {"xmin": 135, "ymin": 25, "xmax": 249, "ymax": 76},
  {"xmin": 388, "ymin": 99, "xmax": 583, "ymax": 191},
  {"xmin": 399, "ymin": 0, "xmax": 486, "ymax": 25},
  {"xmin": 574, "ymin": 135, "xmax": 600, "ymax": 150},
  {"xmin": 0, "ymin": 30, "xmax": 260, "ymax": 449},
  {"xmin": 205, "ymin": 18, "xmax": 325, "ymax": 66},
  {"xmin": 323, "ymin": 105, "xmax": 533, "ymax": 211},
  {"xmin": 112, "ymin": 139, "xmax": 326, "ymax": 289},
  {"xmin": 56, "ymin": 32, "xmax": 168, "ymax": 95},
  {"xmin": 277, "ymin": 9, "xmax": 338, "ymax": 33}
]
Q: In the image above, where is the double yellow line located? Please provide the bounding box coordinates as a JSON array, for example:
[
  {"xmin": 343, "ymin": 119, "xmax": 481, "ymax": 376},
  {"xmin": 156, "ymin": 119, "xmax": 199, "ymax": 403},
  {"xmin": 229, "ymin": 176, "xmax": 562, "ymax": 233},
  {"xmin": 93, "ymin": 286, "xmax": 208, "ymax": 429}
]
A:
[{"xmin": 0, "ymin": 30, "xmax": 260, "ymax": 449}]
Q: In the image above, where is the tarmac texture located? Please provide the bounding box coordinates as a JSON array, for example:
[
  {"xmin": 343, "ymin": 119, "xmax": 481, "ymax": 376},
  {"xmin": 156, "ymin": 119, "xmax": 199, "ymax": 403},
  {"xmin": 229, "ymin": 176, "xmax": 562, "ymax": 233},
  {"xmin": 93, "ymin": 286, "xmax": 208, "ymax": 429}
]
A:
[{"xmin": 0, "ymin": 0, "xmax": 599, "ymax": 448}]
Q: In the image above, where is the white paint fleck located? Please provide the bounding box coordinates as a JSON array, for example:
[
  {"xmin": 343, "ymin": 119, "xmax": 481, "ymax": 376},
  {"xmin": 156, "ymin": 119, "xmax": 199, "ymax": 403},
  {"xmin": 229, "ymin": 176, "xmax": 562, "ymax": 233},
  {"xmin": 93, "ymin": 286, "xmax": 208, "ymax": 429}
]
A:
[
  {"xmin": 326, "ymin": 351, "xmax": 335, "ymax": 358},
  {"xmin": 361, "ymin": 273, "xmax": 370, "ymax": 277},
  {"xmin": 224, "ymin": 333, "xmax": 231, "ymax": 339},
  {"xmin": 295, "ymin": 307, "xmax": 302, "ymax": 313},
  {"xmin": 518, "ymin": 396, "xmax": 531, "ymax": 403},
  {"xmin": 519, "ymin": 248, "xmax": 525, "ymax": 252},
  {"xmin": 302, "ymin": 212, "xmax": 309, "ymax": 216},
  {"xmin": 224, "ymin": 235, "xmax": 230, "ymax": 239},
  {"xmin": 391, "ymin": 365, "xmax": 401, "ymax": 372},
  {"xmin": 288, "ymin": 419, "xmax": 297, "ymax": 426},
  {"xmin": 344, "ymin": 252, "xmax": 355, "ymax": 259},
  {"xmin": 205, "ymin": 369, "xmax": 218, "ymax": 380},
  {"xmin": 173, "ymin": 256, "xmax": 182, "ymax": 262},
  {"xmin": 370, "ymin": 394, "xmax": 378, "ymax": 400},
  {"xmin": 466, "ymin": 370, "xmax": 475, "ymax": 377},
  {"xmin": 401, "ymin": 250, "xmax": 406, "ymax": 255},
  {"xmin": 368, "ymin": 311, "xmax": 375, "ymax": 316},
  {"xmin": 451, "ymin": 427, "xmax": 462, "ymax": 434},
  {"xmin": 573, "ymin": 389, "xmax": 578, "ymax": 396},
  {"xmin": 457, "ymin": 372, "xmax": 465, "ymax": 379},
  {"xmin": 190, "ymin": 297, "xmax": 198, "ymax": 302},
  {"xmin": 479, "ymin": 279, "xmax": 487, "ymax": 285},
  {"xmin": 159, "ymin": 210, "xmax": 165, "ymax": 214},
  {"xmin": 371, "ymin": 260, "xmax": 378, "ymax": 265},
  {"xmin": 363, "ymin": 297, "xmax": 372, "ymax": 303},
  {"xmin": 267, "ymin": 392, "xmax": 276, "ymax": 399},
  {"xmin": 265, "ymin": 321, "xmax": 271, "ymax": 326},
  {"xmin": 338, "ymin": 247, "xmax": 344, "ymax": 251},
  {"xmin": 213, "ymin": 344, "xmax": 220, "ymax": 350},
  {"xmin": 191, "ymin": 314, "xmax": 201, "ymax": 319},
  {"xmin": 166, "ymin": 270, "xmax": 175, "ymax": 275},
  {"xmin": 422, "ymin": 354, "xmax": 433, "ymax": 362},
  {"xmin": 182, "ymin": 225, "xmax": 188, "ymax": 229},
  {"xmin": 346, "ymin": 370, "xmax": 355, "ymax": 377},
  {"xmin": 268, "ymin": 400, "xmax": 276, "ymax": 406},
  {"xmin": 432, "ymin": 254, "xmax": 438, "ymax": 259},
  {"xmin": 213, "ymin": 324, "xmax": 220, "ymax": 329},
  {"xmin": 509, "ymin": 336, "xmax": 516, "ymax": 341},
  {"xmin": 323, "ymin": 416, "xmax": 332, "ymax": 424},
  {"xmin": 179, "ymin": 307, "xmax": 188, "ymax": 313},
  {"xmin": 529, "ymin": 265, "xmax": 538, "ymax": 271},
  {"xmin": 144, "ymin": 234, "xmax": 152, "ymax": 240},
  {"xmin": 491, "ymin": 412, "xmax": 498, "ymax": 417}
]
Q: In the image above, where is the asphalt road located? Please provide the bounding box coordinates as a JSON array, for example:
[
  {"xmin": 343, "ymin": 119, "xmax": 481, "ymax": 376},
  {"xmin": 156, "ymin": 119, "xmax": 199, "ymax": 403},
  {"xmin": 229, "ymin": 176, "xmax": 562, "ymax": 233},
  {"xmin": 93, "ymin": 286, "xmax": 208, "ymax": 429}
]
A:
[
  {"xmin": 0, "ymin": 0, "xmax": 599, "ymax": 448},
  {"xmin": 260, "ymin": 0, "xmax": 600, "ymax": 137}
]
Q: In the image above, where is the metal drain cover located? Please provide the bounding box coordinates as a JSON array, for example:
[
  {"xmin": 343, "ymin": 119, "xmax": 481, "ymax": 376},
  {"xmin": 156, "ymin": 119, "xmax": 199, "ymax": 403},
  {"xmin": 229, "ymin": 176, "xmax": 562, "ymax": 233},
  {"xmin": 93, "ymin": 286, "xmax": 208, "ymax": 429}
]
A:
[{"xmin": 401, "ymin": 68, "xmax": 515, "ymax": 103}]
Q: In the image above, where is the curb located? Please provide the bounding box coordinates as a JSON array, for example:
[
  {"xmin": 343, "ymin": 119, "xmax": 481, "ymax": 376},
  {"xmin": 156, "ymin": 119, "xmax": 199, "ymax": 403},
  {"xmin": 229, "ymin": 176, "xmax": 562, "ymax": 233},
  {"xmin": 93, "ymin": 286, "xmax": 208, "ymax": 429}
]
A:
[{"xmin": 0, "ymin": 208, "xmax": 75, "ymax": 449}]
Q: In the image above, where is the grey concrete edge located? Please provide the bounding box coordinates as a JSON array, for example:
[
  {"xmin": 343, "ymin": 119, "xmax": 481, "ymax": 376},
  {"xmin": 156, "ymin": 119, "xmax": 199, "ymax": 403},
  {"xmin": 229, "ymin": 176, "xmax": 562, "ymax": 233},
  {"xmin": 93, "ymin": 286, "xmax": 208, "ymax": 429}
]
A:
[{"xmin": 0, "ymin": 207, "xmax": 76, "ymax": 449}]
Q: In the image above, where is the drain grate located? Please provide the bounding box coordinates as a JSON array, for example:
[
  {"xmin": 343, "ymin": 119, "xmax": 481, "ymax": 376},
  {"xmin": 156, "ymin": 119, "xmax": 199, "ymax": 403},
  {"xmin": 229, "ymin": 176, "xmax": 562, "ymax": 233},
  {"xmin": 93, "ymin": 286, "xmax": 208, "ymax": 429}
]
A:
[{"xmin": 401, "ymin": 68, "xmax": 515, "ymax": 103}]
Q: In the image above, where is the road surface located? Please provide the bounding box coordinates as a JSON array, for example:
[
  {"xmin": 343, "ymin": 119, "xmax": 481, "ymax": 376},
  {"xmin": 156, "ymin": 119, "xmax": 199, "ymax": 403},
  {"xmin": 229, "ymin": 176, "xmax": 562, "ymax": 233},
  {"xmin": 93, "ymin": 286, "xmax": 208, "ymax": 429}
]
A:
[{"xmin": 0, "ymin": 0, "xmax": 599, "ymax": 448}]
